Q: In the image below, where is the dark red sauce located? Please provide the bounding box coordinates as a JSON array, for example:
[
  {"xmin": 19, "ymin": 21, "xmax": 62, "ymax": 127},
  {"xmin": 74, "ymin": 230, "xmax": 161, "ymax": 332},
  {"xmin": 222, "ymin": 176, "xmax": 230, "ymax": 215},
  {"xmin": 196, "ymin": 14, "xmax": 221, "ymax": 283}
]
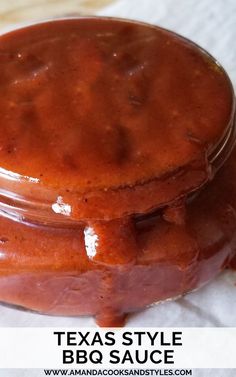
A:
[{"xmin": 0, "ymin": 18, "xmax": 235, "ymax": 326}]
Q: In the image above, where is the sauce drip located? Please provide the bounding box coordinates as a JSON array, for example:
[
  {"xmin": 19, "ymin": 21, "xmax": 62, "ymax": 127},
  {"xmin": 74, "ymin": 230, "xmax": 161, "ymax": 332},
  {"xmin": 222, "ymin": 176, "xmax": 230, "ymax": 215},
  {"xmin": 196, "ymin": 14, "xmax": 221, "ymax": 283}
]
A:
[{"xmin": 0, "ymin": 18, "xmax": 235, "ymax": 326}]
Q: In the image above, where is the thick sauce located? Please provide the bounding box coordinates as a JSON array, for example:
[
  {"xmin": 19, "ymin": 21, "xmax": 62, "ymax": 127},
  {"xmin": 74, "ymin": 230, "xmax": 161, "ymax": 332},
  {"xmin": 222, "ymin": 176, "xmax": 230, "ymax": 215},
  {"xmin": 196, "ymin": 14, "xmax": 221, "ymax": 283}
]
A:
[
  {"xmin": 0, "ymin": 18, "xmax": 234, "ymax": 219},
  {"xmin": 0, "ymin": 18, "xmax": 235, "ymax": 326},
  {"xmin": 0, "ymin": 144, "xmax": 236, "ymax": 326}
]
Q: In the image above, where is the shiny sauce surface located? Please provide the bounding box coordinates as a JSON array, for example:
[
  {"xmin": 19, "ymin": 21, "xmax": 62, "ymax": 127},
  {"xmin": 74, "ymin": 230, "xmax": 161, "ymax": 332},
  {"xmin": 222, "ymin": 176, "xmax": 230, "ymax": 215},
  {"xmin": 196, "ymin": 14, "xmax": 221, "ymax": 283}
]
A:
[
  {"xmin": 0, "ymin": 18, "xmax": 233, "ymax": 192},
  {"xmin": 0, "ymin": 18, "xmax": 235, "ymax": 327}
]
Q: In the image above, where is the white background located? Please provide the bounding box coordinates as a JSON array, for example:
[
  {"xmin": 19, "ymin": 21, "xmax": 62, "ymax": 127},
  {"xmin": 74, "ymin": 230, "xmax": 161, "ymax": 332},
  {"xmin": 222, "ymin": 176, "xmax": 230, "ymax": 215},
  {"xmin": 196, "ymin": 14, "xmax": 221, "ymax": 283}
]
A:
[{"xmin": 1, "ymin": 328, "xmax": 236, "ymax": 368}]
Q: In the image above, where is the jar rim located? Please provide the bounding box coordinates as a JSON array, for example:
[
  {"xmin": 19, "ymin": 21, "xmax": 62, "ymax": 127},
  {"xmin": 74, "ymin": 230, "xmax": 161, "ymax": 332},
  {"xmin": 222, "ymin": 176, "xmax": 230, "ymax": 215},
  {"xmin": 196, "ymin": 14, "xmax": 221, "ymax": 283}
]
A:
[{"xmin": 0, "ymin": 17, "xmax": 235, "ymax": 225}]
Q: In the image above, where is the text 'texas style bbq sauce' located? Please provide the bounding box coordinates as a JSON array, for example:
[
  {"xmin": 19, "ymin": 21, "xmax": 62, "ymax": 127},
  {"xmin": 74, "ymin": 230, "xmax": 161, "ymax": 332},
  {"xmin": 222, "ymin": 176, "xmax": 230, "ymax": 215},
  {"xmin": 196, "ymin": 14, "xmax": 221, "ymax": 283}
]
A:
[{"xmin": 0, "ymin": 18, "xmax": 235, "ymax": 326}]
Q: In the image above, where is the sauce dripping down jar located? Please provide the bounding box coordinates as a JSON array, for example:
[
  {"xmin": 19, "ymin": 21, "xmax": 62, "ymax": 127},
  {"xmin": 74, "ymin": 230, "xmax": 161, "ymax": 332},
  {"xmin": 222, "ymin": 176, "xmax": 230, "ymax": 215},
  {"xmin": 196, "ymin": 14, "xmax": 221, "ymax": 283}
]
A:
[{"xmin": 0, "ymin": 17, "xmax": 235, "ymax": 326}]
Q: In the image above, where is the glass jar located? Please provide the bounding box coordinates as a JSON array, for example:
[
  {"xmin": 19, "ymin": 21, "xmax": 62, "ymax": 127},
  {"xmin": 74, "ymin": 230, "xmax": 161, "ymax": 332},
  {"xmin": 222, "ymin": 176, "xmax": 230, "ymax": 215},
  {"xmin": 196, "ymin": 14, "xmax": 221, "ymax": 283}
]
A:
[{"xmin": 0, "ymin": 17, "xmax": 235, "ymax": 327}]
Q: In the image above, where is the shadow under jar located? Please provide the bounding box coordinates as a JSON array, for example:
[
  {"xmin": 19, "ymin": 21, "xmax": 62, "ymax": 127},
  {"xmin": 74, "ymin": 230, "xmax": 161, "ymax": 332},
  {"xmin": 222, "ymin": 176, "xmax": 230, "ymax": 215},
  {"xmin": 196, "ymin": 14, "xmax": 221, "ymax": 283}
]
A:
[{"xmin": 0, "ymin": 17, "xmax": 235, "ymax": 327}]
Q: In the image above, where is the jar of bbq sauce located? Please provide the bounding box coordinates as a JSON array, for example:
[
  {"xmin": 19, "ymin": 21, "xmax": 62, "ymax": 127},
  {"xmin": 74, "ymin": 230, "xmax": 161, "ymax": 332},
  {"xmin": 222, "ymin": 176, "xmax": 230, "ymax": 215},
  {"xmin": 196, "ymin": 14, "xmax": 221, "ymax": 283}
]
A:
[{"xmin": 0, "ymin": 18, "xmax": 235, "ymax": 327}]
